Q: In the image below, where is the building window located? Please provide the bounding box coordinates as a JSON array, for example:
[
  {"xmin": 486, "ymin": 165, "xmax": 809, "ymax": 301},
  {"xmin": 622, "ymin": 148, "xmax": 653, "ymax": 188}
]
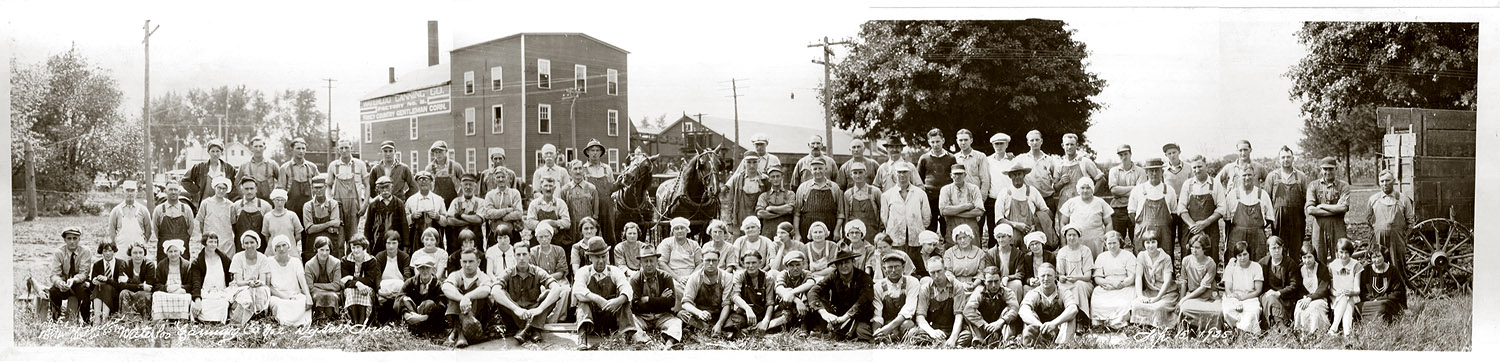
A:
[
  {"xmin": 490, "ymin": 66, "xmax": 503, "ymax": 91},
  {"xmin": 574, "ymin": 64, "xmax": 587, "ymax": 92},
  {"xmin": 464, "ymin": 107, "xmax": 476, "ymax": 136},
  {"xmin": 608, "ymin": 148, "xmax": 620, "ymax": 172},
  {"xmin": 464, "ymin": 71, "xmax": 475, "ymax": 95},
  {"xmin": 683, "ymin": 121, "xmax": 695, "ymax": 133},
  {"xmin": 409, "ymin": 118, "xmax": 419, "ymax": 140},
  {"xmin": 535, "ymin": 150, "xmax": 544, "ymax": 169},
  {"xmin": 410, "ymin": 151, "xmax": 418, "ymax": 168},
  {"xmin": 607, "ymin": 110, "xmax": 619, "ymax": 136},
  {"xmin": 565, "ymin": 148, "xmax": 576, "ymax": 162},
  {"xmin": 395, "ymin": 151, "xmax": 402, "ymax": 163},
  {"xmin": 607, "ymin": 69, "xmax": 618, "ymax": 95},
  {"xmin": 363, "ymin": 123, "xmax": 372, "ymax": 143},
  {"xmin": 538, "ymin": 104, "xmax": 552, "ymax": 134},
  {"xmin": 537, "ymin": 59, "xmax": 551, "ymax": 89},
  {"xmin": 491, "ymin": 105, "xmax": 504, "ymax": 134},
  {"xmin": 466, "ymin": 148, "xmax": 476, "ymax": 172}
]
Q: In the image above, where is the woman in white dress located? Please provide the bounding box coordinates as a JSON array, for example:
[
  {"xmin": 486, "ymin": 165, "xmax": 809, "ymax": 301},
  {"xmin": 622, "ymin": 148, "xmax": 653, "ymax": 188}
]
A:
[
  {"xmin": 1130, "ymin": 230, "xmax": 1178, "ymax": 329},
  {"xmin": 733, "ymin": 217, "xmax": 773, "ymax": 272},
  {"xmin": 227, "ymin": 231, "xmax": 272, "ymax": 324},
  {"xmin": 1326, "ymin": 238, "xmax": 1362, "ymax": 337},
  {"xmin": 656, "ymin": 217, "xmax": 702, "ymax": 288},
  {"xmin": 191, "ymin": 233, "xmax": 234, "ymax": 322},
  {"xmin": 152, "ymin": 239, "xmax": 194, "ymax": 321},
  {"xmin": 1221, "ymin": 241, "xmax": 1264, "ymax": 333},
  {"xmin": 1293, "ymin": 243, "xmax": 1332, "ymax": 334},
  {"xmin": 1058, "ymin": 177, "xmax": 1112, "ymax": 259},
  {"xmin": 266, "ymin": 235, "xmax": 313, "ymax": 326},
  {"xmin": 1055, "ymin": 223, "xmax": 1094, "ymax": 321},
  {"xmin": 1090, "ymin": 231, "xmax": 1138, "ymax": 329}
]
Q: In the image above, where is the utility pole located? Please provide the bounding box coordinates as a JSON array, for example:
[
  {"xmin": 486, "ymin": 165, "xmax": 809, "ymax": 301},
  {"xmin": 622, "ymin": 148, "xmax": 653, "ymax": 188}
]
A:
[
  {"xmin": 732, "ymin": 79, "xmax": 741, "ymax": 147},
  {"xmin": 25, "ymin": 140, "xmax": 37, "ymax": 221},
  {"xmin": 143, "ymin": 20, "xmax": 160, "ymax": 210},
  {"xmin": 323, "ymin": 78, "xmax": 336, "ymax": 165},
  {"xmin": 810, "ymin": 36, "xmax": 849, "ymax": 153},
  {"xmin": 564, "ymin": 87, "xmax": 582, "ymax": 159}
]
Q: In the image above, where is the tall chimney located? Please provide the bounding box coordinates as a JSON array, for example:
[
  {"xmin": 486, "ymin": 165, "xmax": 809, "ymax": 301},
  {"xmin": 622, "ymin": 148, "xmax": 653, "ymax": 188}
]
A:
[
  {"xmin": 427, "ymin": 21, "xmax": 439, "ymax": 66},
  {"xmin": 388, "ymin": 67, "xmax": 396, "ymax": 84}
]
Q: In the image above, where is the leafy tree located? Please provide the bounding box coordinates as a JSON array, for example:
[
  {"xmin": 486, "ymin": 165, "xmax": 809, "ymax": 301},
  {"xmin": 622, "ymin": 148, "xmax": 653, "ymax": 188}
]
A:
[
  {"xmin": 828, "ymin": 20, "xmax": 1106, "ymax": 154},
  {"xmin": 1286, "ymin": 22, "xmax": 1477, "ymax": 161},
  {"xmin": 10, "ymin": 47, "xmax": 139, "ymax": 193},
  {"xmin": 265, "ymin": 88, "xmax": 329, "ymax": 162}
]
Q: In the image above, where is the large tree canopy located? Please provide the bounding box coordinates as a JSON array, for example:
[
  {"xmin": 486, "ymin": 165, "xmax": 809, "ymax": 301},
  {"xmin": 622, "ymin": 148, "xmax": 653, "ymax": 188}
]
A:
[
  {"xmin": 828, "ymin": 20, "xmax": 1106, "ymax": 154},
  {"xmin": 1286, "ymin": 22, "xmax": 1477, "ymax": 159},
  {"xmin": 10, "ymin": 48, "xmax": 140, "ymax": 191}
]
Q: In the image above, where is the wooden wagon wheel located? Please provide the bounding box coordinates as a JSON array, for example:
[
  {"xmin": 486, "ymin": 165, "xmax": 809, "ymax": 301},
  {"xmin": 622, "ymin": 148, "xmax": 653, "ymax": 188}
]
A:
[{"xmin": 1405, "ymin": 218, "xmax": 1474, "ymax": 296}]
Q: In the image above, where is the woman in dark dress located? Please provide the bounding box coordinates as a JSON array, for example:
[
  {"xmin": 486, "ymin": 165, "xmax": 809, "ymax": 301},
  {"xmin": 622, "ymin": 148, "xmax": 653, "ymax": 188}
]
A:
[
  {"xmin": 1358, "ymin": 247, "xmax": 1406, "ymax": 323},
  {"xmin": 89, "ymin": 242, "xmax": 131, "ymax": 323}
]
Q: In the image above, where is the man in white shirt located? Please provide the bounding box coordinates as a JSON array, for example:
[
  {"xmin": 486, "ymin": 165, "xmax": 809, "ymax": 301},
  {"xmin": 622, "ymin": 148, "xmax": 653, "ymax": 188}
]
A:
[
  {"xmin": 531, "ymin": 144, "xmax": 570, "ymax": 198},
  {"xmin": 109, "ymin": 181, "xmax": 154, "ymax": 249},
  {"xmin": 984, "ymin": 133, "xmax": 1015, "ymax": 247},
  {"xmin": 405, "ymin": 171, "xmax": 446, "ymax": 250}
]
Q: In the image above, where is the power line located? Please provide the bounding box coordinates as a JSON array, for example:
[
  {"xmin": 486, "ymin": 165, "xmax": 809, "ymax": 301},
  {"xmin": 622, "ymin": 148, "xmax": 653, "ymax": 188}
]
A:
[{"xmin": 810, "ymin": 36, "xmax": 851, "ymax": 153}]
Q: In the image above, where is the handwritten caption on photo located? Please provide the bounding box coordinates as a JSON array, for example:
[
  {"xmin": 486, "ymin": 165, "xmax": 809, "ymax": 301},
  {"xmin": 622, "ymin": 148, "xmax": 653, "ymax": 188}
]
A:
[{"xmin": 38, "ymin": 323, "xmax": 373, "ymax": 341}]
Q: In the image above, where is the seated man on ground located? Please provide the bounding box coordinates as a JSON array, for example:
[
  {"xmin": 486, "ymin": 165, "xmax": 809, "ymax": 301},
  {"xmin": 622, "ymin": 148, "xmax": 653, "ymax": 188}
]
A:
[
  {"xmin": 398, "ymin": 255, "xmax": 446, "ymax": 334},
  {"xmin": 679, "ymin": 250, "xmax": 735, "ymax": 338},
  {"xmin": 727, "ymin": 251, "xmax": 778, "ymax": 339},
  {"xmin": 871, "ymin": 251, "xmax": 920, "ymax": 342},
  {"xmin": 964, "ymin": 266, "xmax": 1022, "ymax": 346},
  {"xmin": 810, "ymin": 251, "xmax": 875, "ymax": 342},
  {"xmin": 490, "ymin": 240, "xmax": 567, "ymax": 345},
  {"xmin": 1019, "ymin": 263, "xmax": 1079, "ymax": 346},
  {"xmin": 631, "ymin": 245, "xmax": 685, "ymax": 345},
  {"xmin": 572, "ymin": 237, "xmax": 643, "ymax": 345},
  {"xmin": 440, "ymin": 249, "xmax": 492, "ymax": 347}
]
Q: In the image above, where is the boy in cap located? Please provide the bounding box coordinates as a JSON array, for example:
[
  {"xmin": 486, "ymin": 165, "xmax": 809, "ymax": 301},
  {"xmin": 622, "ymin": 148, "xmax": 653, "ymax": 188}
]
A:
[
  {"xmin": 365, "ymin": 176, "xmax": 410, "ymax": 252},
  {"xmin": 443, "ymin": 173, "xmax": 490, "ymax": 254},
  {"xmin": 773, "ymin": 250, "xmax": 818, "ymax": 334},
  {"xmin": 238, "ymin": 136, "xmax": 280, "ymax": 201},
  {"xmin": 405, "ymin": 170, "xmax": 446, "ymax": 252},
  {"xmin": 572, "ymin": 237, "xmax": 641, "ymax": 345},
  {"xmin": 279, "ymin": 138, "xmax": 320, "ymax": 222},
  {"xmin": 398, "ymin": 253, "xmax": 446, "ymax": 333},
  {"xmin": 631, "ymin": 244, "xmax": 684, "ymax": 344},
  {"xmin": 370, "ymin": 140, "xmax": 417, "ymax": 199},
  {"xmin": 49, "ymin": 227, "xmax": 96, "ymax": 322},
  {"xmin": 727, "ymin": 251, "xmax": 776, "ymax": 337},
  {"xmin": 755, "ymin": 166, "xmax": 796, "ymax": 232},
  {"xmin": 491, "ymin": 238, "xmax": 568, "ymax": 344},
  {"xmin": 304, "ymin": 174, "xmax": 345, "ymax": 257}
]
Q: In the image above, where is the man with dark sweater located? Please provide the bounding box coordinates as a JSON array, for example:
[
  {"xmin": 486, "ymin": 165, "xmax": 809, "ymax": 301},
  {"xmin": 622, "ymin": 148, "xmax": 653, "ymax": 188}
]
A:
[
  {"xmin": 631, "ymin": 245, "xmax": 683, "ymax": 344},
  {"xmin": 810, "ymin": 251, "xmax": 875, "ymax": 341},
  {"xmin": 918, "ymin": 128, "xmax": 956, "ymax": 233}
]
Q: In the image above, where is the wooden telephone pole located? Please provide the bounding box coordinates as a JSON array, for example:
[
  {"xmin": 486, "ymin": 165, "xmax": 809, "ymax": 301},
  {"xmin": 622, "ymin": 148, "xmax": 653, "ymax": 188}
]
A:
[
  {"xmin": 809, "ymin": 36, "xmax": 849, "ymax": 152},
  {"xmin": 143, "ymin": 20, "xmax": 160, "ymax": 210}
]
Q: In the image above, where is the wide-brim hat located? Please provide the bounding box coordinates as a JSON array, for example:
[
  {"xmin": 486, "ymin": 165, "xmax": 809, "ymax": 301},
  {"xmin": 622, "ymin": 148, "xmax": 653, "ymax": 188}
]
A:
[
  {"xmin": 584, "ymin": 139, "xmax": 605, "ymax": 153},
  {"xmin": 1005, "ymin": 161, "xmax": 1032, "ymax": 174},
  {"xmin": 1142, "ymin": 157, "xmax": 1166, "ymax": 169},
  {"xmin": 583, "ymin": 236, "xmax": 610, "ymax": 256},
  {"xmin": 830, "ymin": 250, "xmax": 862, "ymax": 265},
  {"xmin": 638, "ymin": 245, "xmax": 662, "ymax": 259}
]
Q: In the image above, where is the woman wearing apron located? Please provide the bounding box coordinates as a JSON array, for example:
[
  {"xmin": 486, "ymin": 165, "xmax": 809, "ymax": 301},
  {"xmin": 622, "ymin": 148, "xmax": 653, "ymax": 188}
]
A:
[
  {"xmin": 1178, "ymin": 154, "xmax": 1224, "ymax": 263},
  {"xmin": 796, "ymin": 159, "xmax": 843, "ymax": 240},
  {"xmin": 1130, "ymin": 158, "xmax": 1177, "ymax": 259},
  {"xmin": 1224, "ymin": 168, "xmax": 1274, "ymax": 261},
  {"xmin": 582, "ymin": 140, "xmax": 619, "ymax": 244},
  {"xmin": 1367, "ymin": 171, "xmax": 1415, "ymax": 278},
  {"xmin": 426, "ymin": 141, "xmax": 465, "ymax": 208},
  {"xmin": 1058, "ymin": 177, "xmax": 1112, "ymax": 259},
  {"xmin": 154, "ymin": 184, "xmax": 196, "ymax": 261},
  {"xmin": 1265, "ymin": 147, "xmax": 1309, "ymax": 261}
]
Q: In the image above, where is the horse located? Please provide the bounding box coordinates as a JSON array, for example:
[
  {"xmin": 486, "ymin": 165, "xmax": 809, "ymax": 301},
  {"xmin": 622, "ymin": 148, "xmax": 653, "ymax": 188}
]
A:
[
  {"xmin": 655, "ymin": 147, "xmax": 724, "ymax": 240},
  {"xmin": 611, "ymin": 153, "xmax": 659, "ymax": 243}
]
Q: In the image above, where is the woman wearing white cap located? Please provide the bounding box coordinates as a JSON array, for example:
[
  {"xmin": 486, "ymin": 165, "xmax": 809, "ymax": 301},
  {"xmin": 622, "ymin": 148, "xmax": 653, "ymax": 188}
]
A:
[
  {"xmin": 262, "ymin": 188, "xmax": 305, "ymax": 258},
  {"xmin": 227, "ymin": 231, "xmax": 272, "ymax": 323},
  {"xmin": 197, "ymin": 177, "xmax": 240, "ymax": 256},
  {"xmin": 840, "ymin": 220, "xmax": 878, "ymax": 278},
  {"xmin": 732, "ymin": 217, "xmax": 773, "ymax": 272},
  {"xmin": 656, "ymin": 217, "xmax": 703, "ymax": 285},
  {"xmin": 151, "ymin": 239, "xmax": 193, "ymax": 321},
  {"xmin": 804, "ymin": 221, "xmax": 840, "ymax": 278},
  {"xmin": 1055, "ymin": 223, "xmax": 1094, "ymax": 322},
  {"xmin": 1058, "ymin": 176, "xmax": 1112, "ymax": 259},
  {"xmin": 266, "ymin": 235, "xmax": 313, "ymax": 326}
]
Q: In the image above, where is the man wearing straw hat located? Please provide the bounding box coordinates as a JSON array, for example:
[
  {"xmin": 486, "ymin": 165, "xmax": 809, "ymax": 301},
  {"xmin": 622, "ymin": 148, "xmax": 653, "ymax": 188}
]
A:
[
  {"xmin": 810, "ymin": 250, "xmax": 875, "ymax": 341},
  {"xmin": 871, "ymin": 250, "xmax": 919, "ymax": 340},
  {"xmin": 1129, "ymin": 157, "xmax": 1179, "ymax": 257},
  {"xmin": 996, "ymin": 161, "xmax": 1055, "ymax": 251}
]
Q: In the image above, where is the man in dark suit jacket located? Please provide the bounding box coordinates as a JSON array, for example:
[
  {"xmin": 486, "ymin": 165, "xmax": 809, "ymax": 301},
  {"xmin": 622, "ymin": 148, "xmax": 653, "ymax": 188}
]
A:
[
  {"xmin": 370, "ymin": 231, "xmax": 413, "ymax": 324},
  {"xmin": 810, "ymin": 251, "xmax": 875, "ymax": 342},
  {"xmin": 369, "ymin": 140, "xmax": 419, "ymax": 199},
  {"xmin": 1259, "ymin": 236, "xmax": 1301, "ymax": 326}
]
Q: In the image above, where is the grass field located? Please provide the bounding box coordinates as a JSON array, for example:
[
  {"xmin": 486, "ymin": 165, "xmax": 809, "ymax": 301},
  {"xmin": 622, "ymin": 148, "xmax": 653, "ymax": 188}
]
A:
[{"xmin": 10, "ymin": 186, "xmax": 1469, "ymax": 351}]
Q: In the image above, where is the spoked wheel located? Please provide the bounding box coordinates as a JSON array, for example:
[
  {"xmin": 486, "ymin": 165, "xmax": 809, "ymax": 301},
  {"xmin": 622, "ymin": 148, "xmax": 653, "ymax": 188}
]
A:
[{"xmin": 1405, "ymin": 218, "xmax": 1474, "ymax": 296}]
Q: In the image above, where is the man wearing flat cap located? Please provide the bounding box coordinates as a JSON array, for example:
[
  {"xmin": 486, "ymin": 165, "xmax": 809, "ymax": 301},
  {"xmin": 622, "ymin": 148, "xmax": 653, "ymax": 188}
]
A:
[
  {"xmin": 365, "ymin": 175, "xmax": 410, "ymax": 252},
  {"xmin": 744, "ymin": 133, "xmax": 781, "ymax": 176},
  {"xmin": 303, "ymin": 174, "xmax": 346, "ymax": 257},
  {"xmin": 279, "ymin": 137, "xmax": 320, "ymax": 222},
  {"xmin": 444, "ymin": 173, "xmax": 491, "ymax": 254},
  {"xmin": 940, "ymin": 164, "xmax": 985, "ymax": 245},
  {"xmin": 1129, "ymin": 157, "xmax": 1179, "ymax": 257},
  {"xmin": 369, "ymin": 140, "xmax": 417, "ymax": 199},
  {"xmin": 755, "ymin": 166, "xmax": 796, "ymax": 232},
  {"xmin": 810, "ymin": 250, "xmax": 875, "ymax": 341},
  {"xmin": 1108, "ymin": 144, "xmax": 1146, "ymax": 247},
  {"xmin": 424, "ymin": 140, "xmax": 467, "ymax": 207},
  {"xmin": 795, "ymin": 156, "xmax": 845, "ymax": 240},
  {"xmin": 329, "ymin": 139, "xmax": 370, "ymax": 246},
  {"xmin": 773, "ymin": 250, "xmax": 818, "ymax": 333},
  {"xmin": 1306, "ymin": 156, "xmax": 1349, "ymax": 262},
  {"xmin": 726, "ymin": 151, "xmax": 770, "ymax": 234},
  {"xmin": 871, "ymin": 251, "xmax": 920, "ymax": 340},
  {"xmin": 984, "ymin": 132, "xmax": 1017, "ymax": 248},
  {"xmin": 405, "ymin": 171, "xmax": 446, "ymax": 253},
  {"xmin": 843, "ymin": 162, "xmax": 884, "ymax": 238},
  {"xmin": 186, "ymin": 138, "xmax": 239, "ymax": 205},
  {"xmin": 49, "ymin": 227, "xmax": 96, "ymax": 322},
  {"xmin": 152, "ymin": 183, "xmax": 199, "ymax": 260}
]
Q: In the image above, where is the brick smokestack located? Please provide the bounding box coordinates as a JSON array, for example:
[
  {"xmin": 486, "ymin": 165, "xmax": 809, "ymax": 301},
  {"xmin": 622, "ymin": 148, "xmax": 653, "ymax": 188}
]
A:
[
  {"xmin": 427, "ymin": 21, "xmax": 439, "ymax": 66},
  {"xmin": 388, "ymin": 67, "xmax": 396, "ymax": 84}
]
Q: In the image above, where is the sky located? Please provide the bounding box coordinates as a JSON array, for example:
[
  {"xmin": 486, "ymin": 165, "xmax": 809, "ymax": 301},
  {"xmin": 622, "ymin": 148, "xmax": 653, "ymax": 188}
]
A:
[{"xmin": 2, "ymin": 1, "xmax": 1426, "ymax": 161}]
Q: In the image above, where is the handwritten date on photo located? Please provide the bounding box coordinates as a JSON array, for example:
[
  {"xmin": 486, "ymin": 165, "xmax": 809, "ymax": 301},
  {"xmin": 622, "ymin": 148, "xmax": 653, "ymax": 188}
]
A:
[
  {"xmin": 1132, "ymin": 328, "xmax": 1235, "ymax": 344},
  {"xmin": 37, "ymin": 323, "xmax": 372, "ymax": 341}
]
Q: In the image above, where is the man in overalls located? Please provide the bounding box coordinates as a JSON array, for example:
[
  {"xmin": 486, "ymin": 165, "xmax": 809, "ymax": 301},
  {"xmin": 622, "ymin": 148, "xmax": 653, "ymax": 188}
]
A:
[
  {"xmin": 231, "ymin": 177, "xmax": 272, "ymax": 253},
  {"xmin": 443, "ymin": 174, "xmax": 490, "ymax": 254},
  {"xmin": 1053, "ymin": 134, "xmax": 1102, "ymax": 217},
  {"xmin": 728, "ymin": 251, "xmax": 775, "ymax": 337},
  {"xmin": 560, "ymin": 160, "xmax": 600, "ymax": 244},
  {"xmin": 329, "ymin": 139, "xmax": 369, "ymax": 246},
  {"xmin": 1367, "ymin": 170, "xmax": 1415, "ymax": 278},
  {"xmin": 939, "ymin": 164, "xmax": 985, "ymax": 246},
  {"xmin": 152, "ymin": 183, "xmax": 197, "ymax": 260},
  {"xmin": 110, "ymin": 181, "xmax": 153, "ymax": 252},
  {"xmin": 479, "ymin": 170, "xmax": 525, "ymax": 248},
  {"xmin": 726, "ymin": 153, "xmax": 769, "ymax": 237},
  {"xmin": 1223, "ymin": 167, "xmax": 1275, "ymax": 260},
  {"xmin": 302, "ymin": 175, "xmax": 344, "ymax": 258},
  {"xmin": 871, "ymin": 252, "xmax": 919, "ymax": 341},
  {"xmin": 1128, "ymin": 158, "xmax": 1178, "ymax": 258},
  {"xmin": 572, "ymin": 237, "xmax": 641, "ymax": 344},
  {"xmin": 1177, "ymin": 154, "xmax": 1224, "ymax": 263},
  {"xmin": 238, "ymin": 136, "xmax": 279, "ymax": 201},
  {"xmin": 996, "ymin": 162, "xmax": 1055, "ymax": 251},
  {"xmin": 525, "ymin": 176, "xmax": 572, "ymax": 235},
  {"xmin": 1306, "ymin": 157, "xmax": 1349, "ymax": 262},
  {"xmin": 1264, "ymin": 146, "xmax": 1309, "ymax": 262},
  {"xmin": 1012, "ymin": 131, "xmax": 1060, "ymax": 213},
  {"xmin": 405, "ymin": 171, "xmax": 445, "ymax": 253},
  {"xmin": 279, "ymin": 138, "xmax": 319, "ymax": 225},
  {"xmin": 795, "ymin": 158, "xmax": 844, "ymax": 240},
  {"xmin": 909, "ymin": 256, "xmax": 964, "ymax": 346},
  {"xmin": 755, "ymin": 166, "xmax": 795, "ymax": 232},
  {"xmin": 421, "ymin": 142, "xmax": 461, "ymax": 208},
  {"xmin": 679, "ymin": 250, "xmax": 733, "ymax": 336},
  {"xmin": 582, "ymin": 140, "xmax": 618, "ymax": 243},
  {"xmin": 964, "ymin": 266, "xmax": 1021, "ymax": 346},
  {"xmin": 842, "ymin": 162, "xmax": 883, "ymax": 239}
]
